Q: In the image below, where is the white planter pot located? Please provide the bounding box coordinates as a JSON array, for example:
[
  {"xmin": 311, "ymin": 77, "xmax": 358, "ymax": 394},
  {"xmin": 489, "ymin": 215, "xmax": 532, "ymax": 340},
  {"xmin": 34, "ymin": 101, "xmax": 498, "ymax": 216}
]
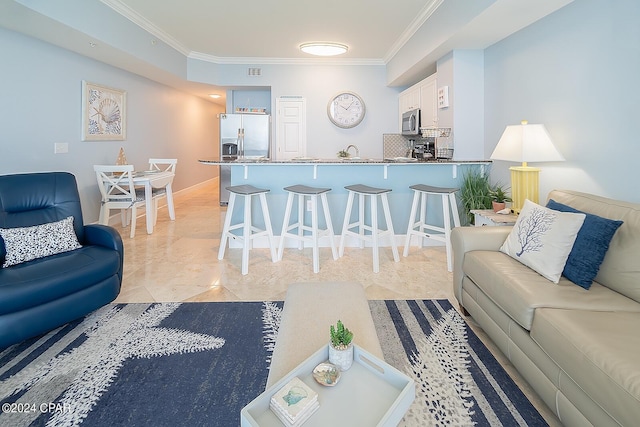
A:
[{"xmin": 328, "ymin": 343, "xmax": 354, "ymax": 371}]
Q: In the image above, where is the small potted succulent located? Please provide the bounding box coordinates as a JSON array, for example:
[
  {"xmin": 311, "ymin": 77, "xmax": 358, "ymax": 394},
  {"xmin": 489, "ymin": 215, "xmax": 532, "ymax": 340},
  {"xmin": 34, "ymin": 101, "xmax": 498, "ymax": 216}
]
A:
[
  {"xmin": 328, "ymin": 320, "xmax": 354, "ymax": 371},
  {"xmin": 489, "ymin": 185, "xmax": 512, "ymax": 213},
  {"xmin": 337, "ymin": 149, "xmax": 350, "ymax": 159}
]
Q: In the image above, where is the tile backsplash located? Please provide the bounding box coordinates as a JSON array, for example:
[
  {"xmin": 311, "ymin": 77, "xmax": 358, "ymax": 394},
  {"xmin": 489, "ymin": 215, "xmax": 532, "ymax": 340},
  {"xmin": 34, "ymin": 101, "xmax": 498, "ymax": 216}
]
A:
[
  {"xmin": 383, "ymin": 134, "xmax": 407, "ymax": 158},
  {"xmin": 383, "ymin": 134, "xmax": 435, "ymax": 158}
]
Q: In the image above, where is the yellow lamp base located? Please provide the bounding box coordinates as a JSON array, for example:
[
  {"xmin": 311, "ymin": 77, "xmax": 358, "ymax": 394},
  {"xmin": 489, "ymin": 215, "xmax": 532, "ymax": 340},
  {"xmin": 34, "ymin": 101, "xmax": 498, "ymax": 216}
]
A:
[{"xmin": 510, "ymin": 165, "xmax": 541, "ymax": 214}]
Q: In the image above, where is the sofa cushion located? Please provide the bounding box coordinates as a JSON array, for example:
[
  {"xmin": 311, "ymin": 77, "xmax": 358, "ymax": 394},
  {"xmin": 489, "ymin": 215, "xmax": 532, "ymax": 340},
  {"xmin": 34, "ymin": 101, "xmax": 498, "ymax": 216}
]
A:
[
  {"xmin": 548, "ymin": 190, "xmax": 640, "ymax": 303},
  {"xmin": 463, "ymin": 250, "xmax": 640, "ymax": 330},
  {"xmin": 0, "ymin": 245, "xmax": 121, "ymax": 315},
  {"xmin": 0, "ymin": 216, "xmax": 82, "ymax": 267},
  {"xmin": 546, "ymin": 199, "xmax": 623, "ymax": 289},
  {"xmin": 500, "ymin": 199, "xmax": 585, "ymax": 283},
  {"xmin": 531, "ymin": 308, "xmax": 640, "ymax": 427}
]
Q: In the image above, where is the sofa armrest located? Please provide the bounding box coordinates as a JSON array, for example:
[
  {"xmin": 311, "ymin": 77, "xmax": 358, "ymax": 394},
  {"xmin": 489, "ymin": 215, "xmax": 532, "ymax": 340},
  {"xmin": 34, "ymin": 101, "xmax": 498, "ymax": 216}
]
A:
[
  {"xmin": 84, "ymin": 224, "xmax": 124, "ymax": 281},
  {"xmin": 451, "ymin": 226, "xmax": 512, "ymax": 304}
]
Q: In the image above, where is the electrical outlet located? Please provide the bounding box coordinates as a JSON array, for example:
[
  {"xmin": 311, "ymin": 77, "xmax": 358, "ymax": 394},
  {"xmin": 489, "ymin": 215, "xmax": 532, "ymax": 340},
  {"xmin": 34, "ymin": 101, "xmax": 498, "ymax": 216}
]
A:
[
  {"xmin": 54, "ymin": 142, "xmax": 68, "ymax": 154},
  {"xmin": 306, "ymin": 200, "xmax": 312, "ymax": 212}
]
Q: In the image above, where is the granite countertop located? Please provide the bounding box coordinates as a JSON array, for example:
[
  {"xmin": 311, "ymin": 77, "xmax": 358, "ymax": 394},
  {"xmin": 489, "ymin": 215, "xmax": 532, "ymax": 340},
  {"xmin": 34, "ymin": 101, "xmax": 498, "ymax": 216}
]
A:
[{"xmin": 199, "ymin": 157, "xmax": 491, "ymax": 165}]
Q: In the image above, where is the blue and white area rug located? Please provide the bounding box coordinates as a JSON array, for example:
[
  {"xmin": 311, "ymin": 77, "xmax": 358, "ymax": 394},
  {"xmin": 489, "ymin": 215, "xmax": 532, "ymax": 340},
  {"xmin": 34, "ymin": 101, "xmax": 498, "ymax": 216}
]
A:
[{"xmin": 0, "ymin": 300, "xmax": 546, "ymax": 426}]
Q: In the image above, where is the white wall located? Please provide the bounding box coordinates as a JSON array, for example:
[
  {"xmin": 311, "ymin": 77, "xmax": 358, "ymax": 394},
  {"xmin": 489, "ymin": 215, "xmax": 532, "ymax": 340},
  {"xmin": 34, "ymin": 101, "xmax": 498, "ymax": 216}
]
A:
[
  {"xmin": 189, "ymin": 61, "xmax": 402, "ymax": 160},
  {"xmin": 484, "ymin": 0, "xmax": 640, "ymax": 203},
  {"xmin": 0, "ymin": 28, "xmax": 223, "ymax": 222}
]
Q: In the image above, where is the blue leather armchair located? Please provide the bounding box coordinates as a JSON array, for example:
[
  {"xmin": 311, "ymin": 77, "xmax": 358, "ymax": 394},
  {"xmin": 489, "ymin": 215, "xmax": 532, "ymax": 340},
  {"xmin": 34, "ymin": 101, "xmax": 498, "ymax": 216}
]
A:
[{"xmin": 0, "ymin": 172, "xmax": 123, "ymax": 349}]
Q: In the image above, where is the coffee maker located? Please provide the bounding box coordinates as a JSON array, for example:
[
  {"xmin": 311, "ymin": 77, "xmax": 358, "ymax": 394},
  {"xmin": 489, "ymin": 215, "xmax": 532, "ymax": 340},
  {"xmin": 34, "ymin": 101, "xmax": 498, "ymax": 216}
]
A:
[{"xmin": 409, "ymin": 138, "xmax": 435, "ymax": 160}]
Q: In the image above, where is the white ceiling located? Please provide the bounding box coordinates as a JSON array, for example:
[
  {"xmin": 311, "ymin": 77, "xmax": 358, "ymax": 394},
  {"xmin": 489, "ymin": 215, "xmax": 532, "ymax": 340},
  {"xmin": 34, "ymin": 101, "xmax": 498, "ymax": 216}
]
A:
[
  {"xmin": 1, "ymin": 0, "xmax": 575, "ymax": 104},
  {"xmin": 109, "ymin": 0, "xmax": 432, "ymax": 62}
]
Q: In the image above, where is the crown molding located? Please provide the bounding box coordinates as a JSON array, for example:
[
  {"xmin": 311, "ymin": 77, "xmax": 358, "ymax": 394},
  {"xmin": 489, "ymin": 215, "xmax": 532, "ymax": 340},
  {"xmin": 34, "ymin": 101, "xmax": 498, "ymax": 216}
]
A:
[
  {"xmin": 188, "ymin": 51, "xmax": 385, "ymax": 66},
  {"xmin": 383, "ymin": 0, "xmax": 444, "ymax": 63},
  {"xmin": 100, "ymin": 0, "xmax": 191, "ymax": 56},
  {"xmin": 102, "ymin": 0, "xmax": 390, "ymax": 67}
]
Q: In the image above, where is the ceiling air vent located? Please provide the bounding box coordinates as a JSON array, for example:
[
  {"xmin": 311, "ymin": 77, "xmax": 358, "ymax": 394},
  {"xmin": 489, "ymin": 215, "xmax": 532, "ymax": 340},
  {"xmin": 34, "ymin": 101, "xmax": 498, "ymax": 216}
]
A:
[{"xmin": 247, "ymin": 67, "xmax": 262, "ymax": 76}]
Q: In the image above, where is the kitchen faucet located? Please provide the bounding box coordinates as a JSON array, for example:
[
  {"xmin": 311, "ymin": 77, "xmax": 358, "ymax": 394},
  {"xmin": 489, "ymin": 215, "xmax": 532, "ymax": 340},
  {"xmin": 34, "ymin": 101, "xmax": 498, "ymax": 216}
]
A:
[{"xmin": 345, "ymin": 144, "xmax": 359, "ymax": 158}]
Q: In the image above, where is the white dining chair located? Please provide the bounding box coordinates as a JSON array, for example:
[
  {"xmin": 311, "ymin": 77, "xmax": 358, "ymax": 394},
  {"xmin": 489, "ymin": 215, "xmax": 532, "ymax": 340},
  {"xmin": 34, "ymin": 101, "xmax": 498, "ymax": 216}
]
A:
[
  {"xmin": 148, "ymin": 158, "xmax": 177, "ymax": 174},
  {"xmin": 94, "ymin": 164, "xmax": 153, "ymax": 238},
  {"xmin": 148, "ymin": 158, "xmax": 177, "ymax": 223}
]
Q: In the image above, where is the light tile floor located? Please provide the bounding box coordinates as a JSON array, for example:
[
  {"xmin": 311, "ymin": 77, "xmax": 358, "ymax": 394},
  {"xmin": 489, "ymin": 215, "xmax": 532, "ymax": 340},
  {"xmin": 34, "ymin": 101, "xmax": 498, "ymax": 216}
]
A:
[{"xmin": 114, "ymin": 180, "xmax": 560, "ymax": 425}]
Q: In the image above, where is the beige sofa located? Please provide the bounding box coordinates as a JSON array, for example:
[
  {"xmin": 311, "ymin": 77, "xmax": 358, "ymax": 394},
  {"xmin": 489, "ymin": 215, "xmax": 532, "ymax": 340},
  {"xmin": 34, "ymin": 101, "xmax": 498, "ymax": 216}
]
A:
[{"xmin": 451, "ymin": 189, "xmax": 640, "ymax": 426}]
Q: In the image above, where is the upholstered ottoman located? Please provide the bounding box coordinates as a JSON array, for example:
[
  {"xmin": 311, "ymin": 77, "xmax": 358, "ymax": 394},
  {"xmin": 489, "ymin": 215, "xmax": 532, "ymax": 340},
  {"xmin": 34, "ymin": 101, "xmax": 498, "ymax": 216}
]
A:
[{"xmin": 266, "ymin": 282, "xmax": 383, "ymax": 388}]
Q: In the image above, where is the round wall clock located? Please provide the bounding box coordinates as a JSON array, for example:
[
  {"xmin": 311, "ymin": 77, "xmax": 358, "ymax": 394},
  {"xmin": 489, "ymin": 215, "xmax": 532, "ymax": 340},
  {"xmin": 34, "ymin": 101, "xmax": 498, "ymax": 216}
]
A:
[{"xmin": 327, "ymin": 91, "xmax": 366, "ymax": 129}]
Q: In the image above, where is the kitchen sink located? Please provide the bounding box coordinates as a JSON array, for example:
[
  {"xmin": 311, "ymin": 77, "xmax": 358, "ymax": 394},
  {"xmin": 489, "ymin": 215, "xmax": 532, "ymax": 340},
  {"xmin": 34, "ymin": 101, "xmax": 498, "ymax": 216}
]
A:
[
  {"xmin": 340, "ymin": 157, "xmax": 376, "ymax": 162},
  {"xmin": 234, "ymin": 156, "xmax": 269, "ymax": 163},
  {"xmin": 383, "ymin": 157, "xmax": 418, "ymax": 162}
]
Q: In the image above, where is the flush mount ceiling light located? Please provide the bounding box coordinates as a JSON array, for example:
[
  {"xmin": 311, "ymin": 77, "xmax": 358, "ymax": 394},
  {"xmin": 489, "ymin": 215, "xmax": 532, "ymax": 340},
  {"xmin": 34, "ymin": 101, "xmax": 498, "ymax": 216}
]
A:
[
  {"xmin": 209, "ymin": 94, "xmax": 221, "ymax": 99},
  {"xmin": 300, "ymin": 42, "xmax": 348, "ymax": 56}
]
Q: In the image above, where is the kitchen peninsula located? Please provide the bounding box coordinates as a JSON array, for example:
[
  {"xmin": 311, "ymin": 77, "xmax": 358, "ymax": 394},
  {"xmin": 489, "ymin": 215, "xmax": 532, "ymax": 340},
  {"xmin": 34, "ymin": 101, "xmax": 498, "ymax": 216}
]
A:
[{"xmin": 199, "ymin": 157, "xmax": 490, "ymax": 246}]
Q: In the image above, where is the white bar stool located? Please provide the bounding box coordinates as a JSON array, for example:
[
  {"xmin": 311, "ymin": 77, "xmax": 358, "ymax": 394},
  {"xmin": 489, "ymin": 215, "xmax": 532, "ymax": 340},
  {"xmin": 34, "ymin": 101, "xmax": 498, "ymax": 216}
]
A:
[
  {"xmin": 277, "ymin": 185, "xmax": 338, "ymax": 273},
  {"xmin": 339, "ymin": 184, "xmax": 399, "ymax": 273},
  {"xmin": 218, "ymin": 184, "xmax": 277, "ymax": 275},
  {"xmin": 403, "ymin": 184, "xmax": 461, "ymax": 272}
]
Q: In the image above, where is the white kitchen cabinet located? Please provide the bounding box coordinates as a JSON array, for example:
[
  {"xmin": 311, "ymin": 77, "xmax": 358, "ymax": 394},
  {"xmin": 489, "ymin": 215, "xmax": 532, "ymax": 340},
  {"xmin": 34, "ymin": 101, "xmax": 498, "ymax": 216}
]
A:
[
  {"xmin": 399, "ymin": 86, "xmax": 420, "ymax": 114},
  {"xmin": 419, "ymin": 74, "xmax": 438, "ymax": 128},
  {"xmin": 398, "ymin": 73, "xmax": 438, "ymax": 132}
]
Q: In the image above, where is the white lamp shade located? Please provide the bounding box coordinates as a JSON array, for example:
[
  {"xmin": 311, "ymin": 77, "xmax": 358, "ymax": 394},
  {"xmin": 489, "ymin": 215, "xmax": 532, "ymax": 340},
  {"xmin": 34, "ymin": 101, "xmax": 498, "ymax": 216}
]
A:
[{"xmin": 490, "ymin": 122, "xmax": 564, "ymax": 163}]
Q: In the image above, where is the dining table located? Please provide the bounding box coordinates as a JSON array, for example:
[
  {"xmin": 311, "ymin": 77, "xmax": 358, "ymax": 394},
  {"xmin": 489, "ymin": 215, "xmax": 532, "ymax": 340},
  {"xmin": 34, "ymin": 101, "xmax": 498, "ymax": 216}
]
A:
[{"xmin": 132, "ymin": 170, "xmax": 175, "ymax": 234}]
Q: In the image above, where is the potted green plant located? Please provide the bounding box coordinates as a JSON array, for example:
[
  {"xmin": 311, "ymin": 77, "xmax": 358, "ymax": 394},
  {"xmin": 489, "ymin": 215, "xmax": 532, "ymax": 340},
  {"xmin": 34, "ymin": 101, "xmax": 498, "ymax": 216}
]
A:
[
  {"xmin": 337, "ymin": 150, "xmax": 350, "ymax": 159},
  {"xmin": 459, "ymin": 168, "xmax": 492, "ymax": 225},
  {"xmin": 489, "ymin": 185, "xmax": 512, "ymax": 213},
  {"xmin": 328, "ymin": 320, "xmax": 354, "ymax": 371}
]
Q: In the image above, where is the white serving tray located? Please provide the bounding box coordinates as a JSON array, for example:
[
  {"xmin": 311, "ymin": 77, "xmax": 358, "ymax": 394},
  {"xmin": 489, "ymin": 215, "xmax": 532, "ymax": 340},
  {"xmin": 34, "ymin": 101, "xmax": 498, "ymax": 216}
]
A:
[{"xmin": 241, "ymin": 345, "xmax": 415, "ymax": 427}]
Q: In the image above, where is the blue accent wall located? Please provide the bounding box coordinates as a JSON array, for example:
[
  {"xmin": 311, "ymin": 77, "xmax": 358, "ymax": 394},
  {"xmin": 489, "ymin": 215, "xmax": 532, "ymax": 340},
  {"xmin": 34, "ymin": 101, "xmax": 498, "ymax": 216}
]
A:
[
  {"xmin": 3, "ymin": 0, "xmax": 639, "ymax": 222},
  {"xmin": 484, "ymin": 0, "xmax": 640, "ymax": 203},
  {"xmin": 0, "ymin": 27, "xmax": 223, "ymax": 222}
]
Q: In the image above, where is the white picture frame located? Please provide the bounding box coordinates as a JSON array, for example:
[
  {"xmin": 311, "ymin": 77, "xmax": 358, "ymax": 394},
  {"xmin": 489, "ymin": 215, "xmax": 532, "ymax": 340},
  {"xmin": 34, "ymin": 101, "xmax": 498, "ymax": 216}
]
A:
[{"xmin": 82, "ymin": 81, "xmax": 127, "ymax": 141}]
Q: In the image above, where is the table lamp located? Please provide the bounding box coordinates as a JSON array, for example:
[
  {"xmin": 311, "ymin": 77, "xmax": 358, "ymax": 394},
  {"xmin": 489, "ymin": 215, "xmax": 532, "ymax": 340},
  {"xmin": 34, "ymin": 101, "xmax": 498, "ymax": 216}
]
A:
[{"xmin": 490, "ymin": 120, "xmax": 564, "ymax": 213}]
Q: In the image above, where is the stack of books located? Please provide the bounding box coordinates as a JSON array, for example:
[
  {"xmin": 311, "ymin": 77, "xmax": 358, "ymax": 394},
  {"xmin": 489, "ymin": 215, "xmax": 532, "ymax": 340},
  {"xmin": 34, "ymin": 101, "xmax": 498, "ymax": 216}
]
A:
[{"xmin": 270, "ymin": 377, "xmax": 319, "ymax": 426}]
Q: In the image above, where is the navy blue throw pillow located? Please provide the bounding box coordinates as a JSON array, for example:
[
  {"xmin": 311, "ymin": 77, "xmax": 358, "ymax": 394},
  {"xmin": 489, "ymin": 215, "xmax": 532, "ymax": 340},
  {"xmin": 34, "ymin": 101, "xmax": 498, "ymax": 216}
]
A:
[
  {"xmin": 0, "ymin": 235, "xmax": 5, "ymax": 266},
  {"xmin": 546, "ymin": 199, "xmax": 623, "ymax": 289}
]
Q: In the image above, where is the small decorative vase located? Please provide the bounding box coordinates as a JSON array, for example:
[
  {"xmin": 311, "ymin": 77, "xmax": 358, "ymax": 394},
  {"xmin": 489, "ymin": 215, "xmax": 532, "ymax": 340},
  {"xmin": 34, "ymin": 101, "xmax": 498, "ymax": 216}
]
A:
[
  {"xmin": 492, "ymin": 201, "xmax": 506, "ymax": 213},
  {"xmin": 328, "ymin": 343, "xmax": 354, "ymax": 371}
]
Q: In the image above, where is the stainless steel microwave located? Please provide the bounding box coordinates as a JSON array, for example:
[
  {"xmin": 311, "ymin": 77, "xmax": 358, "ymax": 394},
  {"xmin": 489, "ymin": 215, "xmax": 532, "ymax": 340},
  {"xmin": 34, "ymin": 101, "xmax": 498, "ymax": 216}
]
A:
[{"xmin": 401, "ymin": 109, "xmax": 420, "ymax": 136}]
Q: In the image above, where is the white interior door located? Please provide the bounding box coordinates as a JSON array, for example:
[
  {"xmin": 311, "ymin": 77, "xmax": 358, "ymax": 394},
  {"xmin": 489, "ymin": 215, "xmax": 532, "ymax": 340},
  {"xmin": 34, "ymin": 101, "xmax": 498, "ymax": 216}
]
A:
[{"xmin": 275, "ymin": 97, "xmax": 306, "ymax": 160}]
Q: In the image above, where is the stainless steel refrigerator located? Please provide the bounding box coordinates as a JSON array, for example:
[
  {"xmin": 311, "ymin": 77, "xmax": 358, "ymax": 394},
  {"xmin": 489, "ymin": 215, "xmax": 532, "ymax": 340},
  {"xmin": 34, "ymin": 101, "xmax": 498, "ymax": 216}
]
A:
[{"xmin": 219, "ymin": 113, "xmax": 270, "ymax": 205}]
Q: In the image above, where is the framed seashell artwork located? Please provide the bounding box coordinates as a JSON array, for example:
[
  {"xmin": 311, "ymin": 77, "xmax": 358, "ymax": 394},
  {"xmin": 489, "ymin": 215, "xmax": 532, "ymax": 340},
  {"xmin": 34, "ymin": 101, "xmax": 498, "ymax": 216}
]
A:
[{"xmin": 82, "ymin": 81, "xmax": 126, "ymax": 141}]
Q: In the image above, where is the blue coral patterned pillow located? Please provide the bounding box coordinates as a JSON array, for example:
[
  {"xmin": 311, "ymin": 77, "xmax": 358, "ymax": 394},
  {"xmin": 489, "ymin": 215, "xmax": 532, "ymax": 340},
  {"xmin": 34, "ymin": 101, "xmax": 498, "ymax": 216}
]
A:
[
  {"xmin": 547, "ymin": 199, "xmax": 623, "ymax": 289},
  {"xmin": 0, "ymin": 216, "xmax": 82, "ymax": 267},
  {"xmin": 500, "ymin": 200, "xmax": 586, "ymax": 283}
]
